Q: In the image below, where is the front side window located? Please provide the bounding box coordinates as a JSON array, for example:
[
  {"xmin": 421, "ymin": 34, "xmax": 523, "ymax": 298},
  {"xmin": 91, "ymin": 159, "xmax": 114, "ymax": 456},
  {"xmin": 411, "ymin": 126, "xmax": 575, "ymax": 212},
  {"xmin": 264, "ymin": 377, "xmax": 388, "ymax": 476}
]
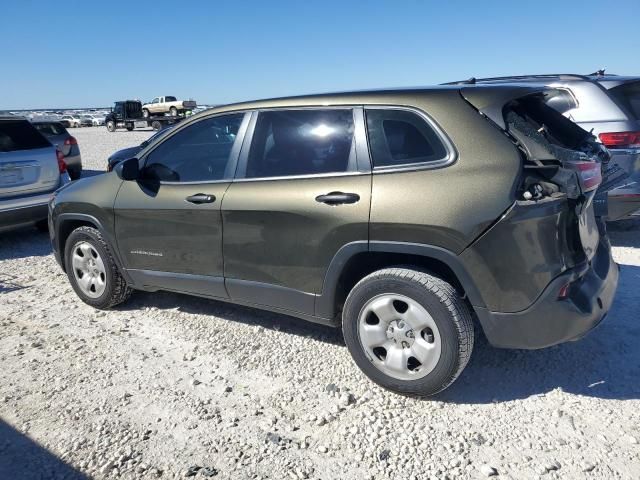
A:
[
  {"xmin": 144, "ymin": 113, "xmax": 244, "ymax": 182},
  {"xmin": 245, "ymin": 109, "xmax": 355, "ymax": 178},
  {"xmin": 365, "ymin": 109, "xmax": 448, "ymax": 168}
]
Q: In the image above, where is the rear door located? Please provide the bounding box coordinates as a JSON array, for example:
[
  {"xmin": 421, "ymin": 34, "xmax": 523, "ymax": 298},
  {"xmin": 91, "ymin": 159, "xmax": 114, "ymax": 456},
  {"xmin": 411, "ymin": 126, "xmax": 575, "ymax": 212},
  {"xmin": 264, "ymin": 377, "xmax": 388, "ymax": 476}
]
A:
[
  {"xmin": 113, "ymin": 112, "xmax": 249, "ymax": 297},
  {"xmin": 221, "ymin": 108, "xmax": 371, "ymax": 317},
  {"xmin": 0, "ymin": 119, "xmax": 59, "ymax": 199}
]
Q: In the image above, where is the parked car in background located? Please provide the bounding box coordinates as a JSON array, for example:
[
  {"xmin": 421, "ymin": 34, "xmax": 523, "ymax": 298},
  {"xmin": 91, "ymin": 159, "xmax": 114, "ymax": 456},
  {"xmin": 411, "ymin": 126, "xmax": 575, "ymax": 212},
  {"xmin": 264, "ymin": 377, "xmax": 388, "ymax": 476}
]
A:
[
  {"xmin": 1, "ymin": 116, "xmax": 69, "ymax": 232},
  {"xmin": 50, "ymin": 85, "xmax": 617, "ymax": 396},
  {"xmin": 107, "ymin": 126, "xmax": 174, "ymax": 171},
  {"xmin": 142, "ymin": 96, "xmax": 197, "ymax": 117},
  {"xmin": 79, "ymin": 115, "xmax": 94, "ymax": 127},
  {"xmin": 90, "ymin": 114, "xmax": 105, "ymax": 126},
  {"xmin": 32, "ymin": 121, "xmax": 82, "ymax": 180},
  {"xmin": 445, "ymin": 72, "xmax": 640, "ymax": 220},
  {"xmin": 61, "ymin": 115, "xmax": 81, "ymax": 128}
]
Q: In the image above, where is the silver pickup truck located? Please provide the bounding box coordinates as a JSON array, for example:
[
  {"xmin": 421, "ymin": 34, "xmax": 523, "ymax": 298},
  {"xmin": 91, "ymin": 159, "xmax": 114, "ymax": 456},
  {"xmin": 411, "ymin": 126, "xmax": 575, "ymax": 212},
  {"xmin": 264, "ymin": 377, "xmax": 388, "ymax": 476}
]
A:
[{"xmin": 0, "ymin": 116, "xmax": 70, "ymax": 232}]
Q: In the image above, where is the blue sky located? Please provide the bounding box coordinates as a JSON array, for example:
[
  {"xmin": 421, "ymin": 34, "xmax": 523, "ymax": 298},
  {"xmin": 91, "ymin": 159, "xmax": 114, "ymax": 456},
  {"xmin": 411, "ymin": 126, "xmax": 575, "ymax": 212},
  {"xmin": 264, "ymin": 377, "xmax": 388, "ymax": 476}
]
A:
[{"xmin": 1, "ymin": 0, "xmax": 639, "ymax": 109}]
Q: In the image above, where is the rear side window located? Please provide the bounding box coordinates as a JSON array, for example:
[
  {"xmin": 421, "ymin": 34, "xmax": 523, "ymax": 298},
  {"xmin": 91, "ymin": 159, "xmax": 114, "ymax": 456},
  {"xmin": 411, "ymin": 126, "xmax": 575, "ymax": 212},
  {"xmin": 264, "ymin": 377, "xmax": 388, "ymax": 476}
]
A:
[
  {"xmin": 144, "ymin": 113, "xmax": 244, "ymax": 182},
  {"xmin": 165, "ymin": 96, "xmax": 177, "ymax": 102},
  {"xmin": 245, "ymin": 109, "xmax": 355, "ymax": 178},
  {"xmin": 33, "ymin": 122, "xmax": 67, "ymax": 136},
  {"xmin": 365, "ymin": 109, "xmax": 448, "ymax": 168},
  {"xmin": 609, "ymin": 81, "xmax": 640, "ymax": 120},
  {"xmin": 0, "ymin": 120, "xmax": 51, "ymax": 152}
]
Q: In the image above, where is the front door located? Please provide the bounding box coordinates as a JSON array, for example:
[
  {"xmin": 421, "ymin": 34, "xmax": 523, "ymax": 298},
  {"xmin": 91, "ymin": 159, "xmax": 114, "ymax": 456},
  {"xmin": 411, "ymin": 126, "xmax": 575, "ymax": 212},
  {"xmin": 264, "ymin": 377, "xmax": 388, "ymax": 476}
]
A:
[
  {"xmin": 222, "ymin": 108, "xmax": 371, "ymax": 316},
  {"xmin": 114, "ymin": 112, "xmax": 249, "ymax": 298}
]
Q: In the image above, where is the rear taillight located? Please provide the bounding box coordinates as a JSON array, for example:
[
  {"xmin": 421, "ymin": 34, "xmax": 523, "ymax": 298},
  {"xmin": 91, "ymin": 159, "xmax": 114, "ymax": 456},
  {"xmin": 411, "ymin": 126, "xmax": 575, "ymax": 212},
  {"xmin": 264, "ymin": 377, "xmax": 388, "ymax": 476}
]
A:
[
  {"xmin": 599, "ymin": 131, "xmax": 640, "ymax": 149},
  {"xmin": 64, "ymin": 136, "xmax": 78, "ymax": 146},
  {"xmin": 56, "ymin": 149, "xmax": 67, "ymax": 173},
  {"xmin": 574, "ymin": 161, "xmax": 602, "ymax": 192}
]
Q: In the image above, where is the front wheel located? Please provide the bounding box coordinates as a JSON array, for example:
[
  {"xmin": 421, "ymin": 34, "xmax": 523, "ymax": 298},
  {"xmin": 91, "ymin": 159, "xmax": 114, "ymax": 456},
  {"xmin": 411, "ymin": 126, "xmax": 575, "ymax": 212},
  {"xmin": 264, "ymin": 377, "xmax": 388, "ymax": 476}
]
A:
[
  {"xmin": 142, "ymin": 109, "xmax": 150, "ymax": 118},
  {"xmin": 106, "ymin": 121, "xmax": 116, "ymax": 132},
  {"xmin": 169, "ymin": 106, "xmax": 178, "ymax": 116},
  {"xmin": 342, "ymin": 268, "xmax": 474, "ymax": 397},
  {"xmin": 64, "ymin": 226, "xmax": 132, "ymax": 309}
]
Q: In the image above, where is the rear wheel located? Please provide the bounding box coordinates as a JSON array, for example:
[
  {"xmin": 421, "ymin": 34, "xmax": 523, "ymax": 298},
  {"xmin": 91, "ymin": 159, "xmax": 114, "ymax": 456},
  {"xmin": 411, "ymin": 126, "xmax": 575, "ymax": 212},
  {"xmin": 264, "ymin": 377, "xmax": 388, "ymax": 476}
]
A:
[
  {"xmin": 125, "ymin": 123, "xmax": 134, "ymax": 131},
  {"xmin": 170, "ymin": 106, "xmax": 178, "ymax": 116},
  {"xmin": 342, "ymin": 267, "xmax": 474, "ymax": 397},
  {"xmin": 151, "ymin": 120, "xmax": 162, "ymax": 131},
  {"xmin": 106, "ymin": 121, "xmax": 116, "ymax": 132},
  {"xmin": 64, "ymin": 226, "xmax": 132, "ymax": 309}
]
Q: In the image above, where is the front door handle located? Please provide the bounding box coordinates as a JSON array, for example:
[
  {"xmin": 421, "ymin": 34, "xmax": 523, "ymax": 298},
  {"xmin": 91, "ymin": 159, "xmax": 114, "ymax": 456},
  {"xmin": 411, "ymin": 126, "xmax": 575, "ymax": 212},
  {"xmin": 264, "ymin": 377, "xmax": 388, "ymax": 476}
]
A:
[
  {"xmin": 315, "ymin": 191, "xmax": 360, "ymax": 206},
  {"xmin": 186, "ymin": 193, "xmax": 216, "ymax": 204}
]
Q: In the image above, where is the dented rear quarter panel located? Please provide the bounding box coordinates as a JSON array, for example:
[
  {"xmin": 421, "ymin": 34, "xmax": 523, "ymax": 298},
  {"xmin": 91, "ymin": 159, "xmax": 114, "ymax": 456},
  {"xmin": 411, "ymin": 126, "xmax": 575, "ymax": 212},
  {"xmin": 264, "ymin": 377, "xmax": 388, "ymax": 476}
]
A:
[{"xmin": 368, "ymin": 90, "xmax": 522, "ymax": 254}]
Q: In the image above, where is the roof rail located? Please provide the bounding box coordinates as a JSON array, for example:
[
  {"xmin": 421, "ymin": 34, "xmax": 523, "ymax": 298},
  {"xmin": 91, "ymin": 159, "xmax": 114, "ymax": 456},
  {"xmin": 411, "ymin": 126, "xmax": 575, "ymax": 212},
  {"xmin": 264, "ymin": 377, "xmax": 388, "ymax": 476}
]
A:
[{"xmin": 442, "ymin": 73, "xmax": 593, "ymax": 85}]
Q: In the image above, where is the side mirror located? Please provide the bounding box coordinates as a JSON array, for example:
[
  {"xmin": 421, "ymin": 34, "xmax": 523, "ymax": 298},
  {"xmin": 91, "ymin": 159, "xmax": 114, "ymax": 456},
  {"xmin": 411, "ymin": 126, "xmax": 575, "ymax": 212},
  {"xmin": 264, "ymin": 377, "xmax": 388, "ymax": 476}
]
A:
[{"xmin": 115, "ymin": 157, "xmax": 140, "ymax": 181}]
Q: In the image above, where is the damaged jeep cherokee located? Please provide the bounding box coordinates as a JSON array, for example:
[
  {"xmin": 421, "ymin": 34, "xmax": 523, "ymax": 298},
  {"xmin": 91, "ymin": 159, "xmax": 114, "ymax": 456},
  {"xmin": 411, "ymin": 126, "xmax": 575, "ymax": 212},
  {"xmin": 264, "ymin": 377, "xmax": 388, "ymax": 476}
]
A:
[{"xmin": 49, "ymin": 85, "xmax": 619, "ymax": 396}]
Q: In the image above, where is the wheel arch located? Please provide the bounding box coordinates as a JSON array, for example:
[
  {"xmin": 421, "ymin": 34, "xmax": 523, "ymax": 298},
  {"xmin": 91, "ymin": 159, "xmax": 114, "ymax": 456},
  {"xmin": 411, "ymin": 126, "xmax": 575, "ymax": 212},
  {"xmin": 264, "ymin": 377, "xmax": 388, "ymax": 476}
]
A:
[
  {"xmin": 316, "ymin": 241, "xmax": 486, "ymax": 321},
  {"xmin": 54, "ymin": 214, "xmax": 128, "ymax": 281}
]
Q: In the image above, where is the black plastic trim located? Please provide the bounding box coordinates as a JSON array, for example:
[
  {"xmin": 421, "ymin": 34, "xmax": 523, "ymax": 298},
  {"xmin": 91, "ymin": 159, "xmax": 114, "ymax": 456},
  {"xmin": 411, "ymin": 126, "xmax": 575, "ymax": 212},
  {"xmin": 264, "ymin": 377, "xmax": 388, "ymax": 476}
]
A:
[
  {"xmin": 226, "ymin": 278, "xmax": 316, "ymax": 316},
  {"xmin": 127, "ymin": 269, "xmax": 228, "ymax": 299}
]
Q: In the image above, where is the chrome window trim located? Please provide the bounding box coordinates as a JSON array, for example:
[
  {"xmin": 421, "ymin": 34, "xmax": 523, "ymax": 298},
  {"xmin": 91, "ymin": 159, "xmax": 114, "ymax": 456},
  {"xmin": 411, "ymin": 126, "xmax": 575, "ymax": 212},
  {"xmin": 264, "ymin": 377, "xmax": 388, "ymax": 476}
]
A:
[{"xmin": 364, "ymin": 105, "xmax": 458, "ymax": 173}]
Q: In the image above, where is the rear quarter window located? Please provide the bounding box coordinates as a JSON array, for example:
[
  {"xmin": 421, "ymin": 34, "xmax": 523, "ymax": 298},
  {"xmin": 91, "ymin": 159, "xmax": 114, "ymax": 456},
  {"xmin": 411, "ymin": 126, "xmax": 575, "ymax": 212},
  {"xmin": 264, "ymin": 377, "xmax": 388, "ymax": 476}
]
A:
[
  {"xmin": 365, "ymin": 109, "xmax": 448, "ymax": 169},
  {"xmin": 33, "ymin": 122, "xmax": 66, "ymax": 136},
  {"xmin": 0, "ymin": 120, "xmax": 51, "ymax": 152},
  {"xmin": 609, "ymin": 81, "xmax": 640, "ymax": 120}
]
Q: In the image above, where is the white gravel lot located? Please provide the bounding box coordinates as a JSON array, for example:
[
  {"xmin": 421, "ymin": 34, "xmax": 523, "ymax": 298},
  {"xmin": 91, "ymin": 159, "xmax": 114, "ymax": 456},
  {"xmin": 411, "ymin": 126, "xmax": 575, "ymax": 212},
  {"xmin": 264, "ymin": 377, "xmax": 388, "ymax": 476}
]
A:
[{"xmin": 1, "ymin": 126, "xmax": 639, "ymax": 480}]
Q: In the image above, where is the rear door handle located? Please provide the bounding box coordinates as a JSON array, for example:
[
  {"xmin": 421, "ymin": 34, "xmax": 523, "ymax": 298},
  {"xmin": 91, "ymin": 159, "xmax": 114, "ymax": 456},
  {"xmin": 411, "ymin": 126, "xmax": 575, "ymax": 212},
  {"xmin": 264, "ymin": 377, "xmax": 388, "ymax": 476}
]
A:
[
  {"xmin": 315, "ymin": 191, "xmax": 360, "ymax": 205},
  {"xmin": 186, "ymin": 193, "xmax": 216, "ymax": 204}
]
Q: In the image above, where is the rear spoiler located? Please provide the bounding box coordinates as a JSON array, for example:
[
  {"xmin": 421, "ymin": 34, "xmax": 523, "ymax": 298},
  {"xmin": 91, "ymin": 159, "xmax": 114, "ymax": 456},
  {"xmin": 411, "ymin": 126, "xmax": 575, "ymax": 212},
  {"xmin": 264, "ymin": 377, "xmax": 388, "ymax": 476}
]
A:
[{"xmin": 459, "ymin": 85, "xmax": 550, "ymax": 130}]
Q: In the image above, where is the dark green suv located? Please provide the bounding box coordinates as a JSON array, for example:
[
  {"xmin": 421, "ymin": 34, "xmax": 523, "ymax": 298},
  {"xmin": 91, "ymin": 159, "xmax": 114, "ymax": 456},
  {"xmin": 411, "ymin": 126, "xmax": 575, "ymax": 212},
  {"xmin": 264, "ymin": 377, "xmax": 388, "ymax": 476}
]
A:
[{"xmin": 49, "ymin": 85, "xmax": 619, "ymax": 396}]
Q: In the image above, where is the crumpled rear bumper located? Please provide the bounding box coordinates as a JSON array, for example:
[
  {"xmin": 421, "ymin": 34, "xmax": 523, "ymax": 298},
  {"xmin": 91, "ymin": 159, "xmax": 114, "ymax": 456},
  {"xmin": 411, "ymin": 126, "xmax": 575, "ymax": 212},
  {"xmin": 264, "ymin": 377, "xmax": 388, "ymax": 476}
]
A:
[{"xmin": 475, "ymin": 237, "xmax": 619, "ymax": 349}]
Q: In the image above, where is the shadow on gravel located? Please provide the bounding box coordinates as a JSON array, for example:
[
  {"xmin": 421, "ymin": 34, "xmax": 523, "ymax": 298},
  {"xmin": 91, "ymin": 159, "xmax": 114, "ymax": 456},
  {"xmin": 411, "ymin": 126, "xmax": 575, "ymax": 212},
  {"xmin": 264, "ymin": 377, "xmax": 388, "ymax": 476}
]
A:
[
  {"xmin": 0, "ymin": 274, "xmax": 28, "ymax": 293},
  {"xmin": 441, "ymin": 263, "xmax": 640, "ymax": 404},
  {"xmin": 0, "ymin": 229, "xmax": 51, "ymax": 261},
  {"xmin": 0, "ymin": 420, "xmax": 87, "ymax": 479},
  {"xmin": 117, "ymin": 290, "xmax": 345, "ymax": 346}
]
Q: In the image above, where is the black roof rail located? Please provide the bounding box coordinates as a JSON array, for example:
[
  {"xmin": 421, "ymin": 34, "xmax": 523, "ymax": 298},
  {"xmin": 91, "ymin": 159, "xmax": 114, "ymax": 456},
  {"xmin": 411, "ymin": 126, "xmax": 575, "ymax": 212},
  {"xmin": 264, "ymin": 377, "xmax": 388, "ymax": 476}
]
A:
[{"xmin": 442, "ymin": 73, "xmax": 595, "ymax": 85}]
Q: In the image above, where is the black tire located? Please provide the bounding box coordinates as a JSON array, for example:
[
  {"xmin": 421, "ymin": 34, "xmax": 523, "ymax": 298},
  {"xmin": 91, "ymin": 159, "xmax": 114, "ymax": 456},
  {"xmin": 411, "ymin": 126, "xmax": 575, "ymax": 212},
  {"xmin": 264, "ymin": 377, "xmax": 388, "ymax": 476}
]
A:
[
  {"xmin": 169, "ymin": 106, "xmax": 178, "ymax": 116},
  {"xmin": 342, "ymin": 267, "xmax": 474, "ymax": 397},
  {"xmin": 125, "ymin": 123, "xmax": 134, "ymax": 131},
  {"xmin": 67, "ymin": 166, "xmax": 81, "ymax": 180},
  {"xmin": 142, "ymin": 109, "xmax": 150, "ymax": 118},
  {"xmin": 106, "ymin": 121, "xmax": 116, "ymax": 132},
  {"xmin": 151, "ymin": 120, "xmax": 162, "ymax": 131},
  {"xmin": 64, "ymin": 226, "xmax": 132, "ymax": 309}
]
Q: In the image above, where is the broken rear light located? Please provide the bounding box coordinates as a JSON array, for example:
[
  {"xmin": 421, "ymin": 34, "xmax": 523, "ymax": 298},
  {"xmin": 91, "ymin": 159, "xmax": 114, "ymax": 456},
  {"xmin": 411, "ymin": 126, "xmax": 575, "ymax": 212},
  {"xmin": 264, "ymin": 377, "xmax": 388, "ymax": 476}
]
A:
[
  {"xmin": 573, "ymin": 161, "xmax": 602, "ymax": 192},
  {"xmin": 599, "ymin": 131, "xmax": 640, "ymax": 149}
]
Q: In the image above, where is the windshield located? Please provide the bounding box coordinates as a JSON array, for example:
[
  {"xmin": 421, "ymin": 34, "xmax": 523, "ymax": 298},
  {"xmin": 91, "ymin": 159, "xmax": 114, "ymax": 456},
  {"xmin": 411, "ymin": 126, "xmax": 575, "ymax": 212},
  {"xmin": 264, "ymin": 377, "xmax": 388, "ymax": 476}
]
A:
[{"xmin": 609, "ymin": 81, "xmax": 640, "ymax": 120}]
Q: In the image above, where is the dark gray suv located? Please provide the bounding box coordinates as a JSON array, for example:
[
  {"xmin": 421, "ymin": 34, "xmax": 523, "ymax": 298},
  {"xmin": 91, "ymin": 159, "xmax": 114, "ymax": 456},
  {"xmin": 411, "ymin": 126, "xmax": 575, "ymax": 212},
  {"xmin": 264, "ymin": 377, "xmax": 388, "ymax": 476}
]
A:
[{"xmin": 49, "ymin": 85, "xmax": 619, "ymax": 396}]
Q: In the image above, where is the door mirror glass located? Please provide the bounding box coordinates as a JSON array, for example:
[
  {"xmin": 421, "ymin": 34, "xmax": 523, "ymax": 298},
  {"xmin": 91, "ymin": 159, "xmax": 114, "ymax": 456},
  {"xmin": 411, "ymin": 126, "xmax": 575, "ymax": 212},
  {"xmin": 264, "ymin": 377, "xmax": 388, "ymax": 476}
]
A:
[{"xmin": 115, "ymin": 157, "xmax": 140, "ymax": 181}]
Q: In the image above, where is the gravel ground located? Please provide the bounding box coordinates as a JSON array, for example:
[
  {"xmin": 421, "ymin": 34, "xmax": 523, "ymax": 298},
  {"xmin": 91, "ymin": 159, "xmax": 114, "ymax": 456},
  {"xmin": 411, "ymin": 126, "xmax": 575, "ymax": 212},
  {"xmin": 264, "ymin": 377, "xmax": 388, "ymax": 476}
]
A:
[{"xmin": 1, "ymin": 127, "xmax": 639, "ymax": 480}]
